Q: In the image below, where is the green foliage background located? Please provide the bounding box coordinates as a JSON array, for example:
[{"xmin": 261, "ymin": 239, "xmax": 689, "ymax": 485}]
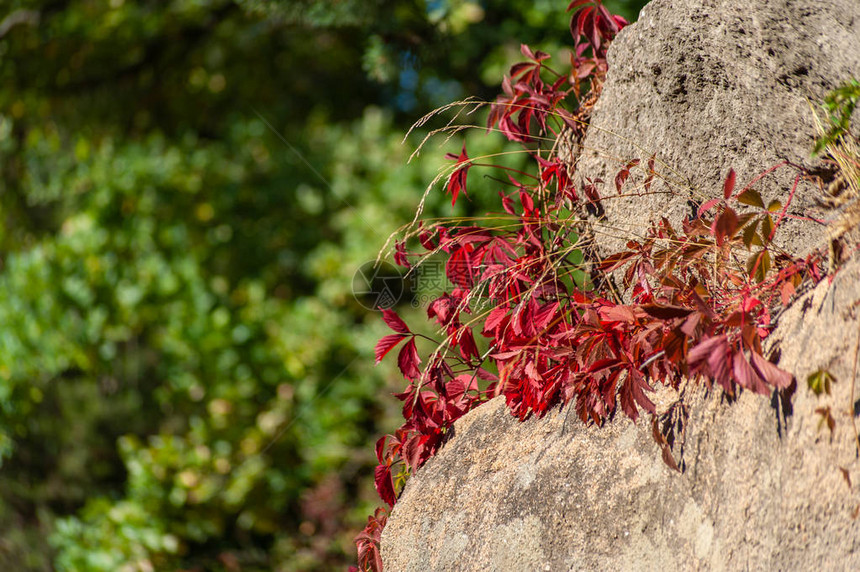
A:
[{"xmin": 0, "ymin": 0, "xmax": 646, "ymax": 569}]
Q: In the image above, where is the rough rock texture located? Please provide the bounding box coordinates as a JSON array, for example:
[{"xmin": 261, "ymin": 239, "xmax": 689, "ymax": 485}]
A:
[
  {"xmin": 575, "ymin": 0, "xmax": 860, "ymax": 257},
  {"xmin": 382, "ymin": 258, "xmax": 860, "ymax": 571},
  {"xmin": 381, "ymin": 1, "xmax": 860, "ymax": 570}
]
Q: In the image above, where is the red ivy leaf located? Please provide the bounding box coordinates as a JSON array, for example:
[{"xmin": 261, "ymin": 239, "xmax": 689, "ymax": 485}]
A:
[
  {"xmin": 500, "ymin": 190, "xmax": 517, "ymax": 215},
  {"xmin": 402, "ymin": 433, "xmax": 433, "ymax": 471},
  {"xmin": 457, "ymin": 327, "xmax": 480, "ymax": 362},
  {"xmin": 382, "ymin": 308, "xmax": 410, "ymax": 334},
  {"xmin": 780, "ymin": 280, "xmax": 796, "ymax": 306},
  {"xmin": 484, "ymin": 306, "xmax": 509, "ymax": 333},
  {"xmin": 750, "ymin": 351, "xmax": 793, "ymax": 389},
  {"xmin": 375, "ymin": 334, "xmax": 407, "ymax": 364},
  {"xmin": 680, "ymin": 311, "xmax": 702, "ymax": 337},
  {"xmin": 520, "ymin": 43, "xmax": 550, "ymax": 62},
  {"xmin": 509, "ymin": 61, "xmax": 534, "ymax": 79},
  {"xmin": 397, "ymin": 338, "xmax": 421, "ymax": 379},
  {"xmin": 374, "ymin": 464, "xmax": 397, "ymax": 507},
  {"xmin": 712, "ymin": 207, "xmax": 739, "ymax": 246},
  {"xmin": 697, "ymin": 198, "xmax": 721, "ymax": 218},
  {"xmin": 394, "ymin": 240, "xmax": 410, "ymax": 268},
  {"xmin": 732, "ymin": 351, "xmax": 768, "ymax": 395},
  {"xmin": 375, "ymin": 434, "xmax": 399, "ymax": 464},
  {"xmin": 520, "ymin": 190, "xmax": 535, "ymax": 212},
  {"xmin": 699, "ymin": 336, "xmax": 733, "ymax": 392},
  {"xmin": 354, "ymin": 507, "xmax": 387, "ymax": 572},
  {"xmin": 534, "ymin": 301, "xmax": 560, "ymax": 331},
  {"xmin": 419, "ymin": 229, "xmax": 437, "ymax": 251},
  {"xmin": 599, "ymin": 250, "xmax": 637, "ymax": 272},
  {"xmin": 614, "ymin": 158, "xmax": 640, "ymax": 194},
  {"xmin": 640, "ymin": 303, "xmax": 694, "ymax": 320},
  {"xmin": 688, "ymin": 334, "xmax": 726, "ymax": 367},
  {"xmin": 643, "ymin": 154, "xmax": 656, "ymax": 193},
  {"xmin": 723, "ymin": 168, "xmax": 736, "ymax": 199},
  {"xmin": 599, "ymin": 304, "xmax": 637, "ymax": 323},
  {"xmin": 619, "ymin": 369, "xmax": 655, "ymax": 421},
  {"xmin": 445, "ymin": 143, "xmax": 472, "ymax": 206}
]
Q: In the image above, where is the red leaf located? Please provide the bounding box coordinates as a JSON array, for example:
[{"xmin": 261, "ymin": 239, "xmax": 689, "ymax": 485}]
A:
[
  {"xmin": 612, "ymin": 14, "xmax": 629, "ymax": 31},
  {"xmin": 427, "ymin": 295, "xmax": 453, "ymax": 325},
  {"xmin": 374, "ymin": 464, "xmax": 397, "ymax": 507},
  {"xmin": 741, "ymin": 296, "xmax": 761, "ymax": 313},
  {"xmin": 534, "ymin": 301, "xmax": 560, "ymax": 331},
  {"xmin": 394, "ymin": 240, "xmax": 410, "ymax": 268},
  {"xmin": 694, "ymin": 335, "xmax": 733, "ymax": 392},
  {"xmin": 402, "ymin": 433, "xmax": 433, "ymax": 470},
  {"xmin": 445, "ymin": 144, "xmax": 471, "ymax": 206},
  {"xmin": 520, "ymin": 190, "xmax": 535, "ymax": 212},
  {"xmin": 382, "ymin": 308, "xmax": 410, "ymax": 334},
  {"xmin": 397, "ymin": 338, "xmax": 421, "ymax": 379},
  {"xmin": 619, "ymin": 370, "xmax": 655, "ymax": 421},
  {"xmin": 780, "ymin": 280, "xmax": 796, "ymax": 306},
  {"xmin": 676, "ymin": 313, "xmax": 700, "ymax": 339},
  {"xmin": 490, "ymin": 349, "xmax": 521, "ymax": 360},
  {"xmin": 712, "ymin": 207, "xmax": 739, "ymax": 246},
  {"xmin": 697, "ymin": 198, "xmax": 721, "ymax": 218},
  {"xmin": 614, "ymin": 159, "xmax": 640, "ymax": 194},
  {"xmin": 640, "ymin": 303, "xmax": 694, "ymax": 320},
  {"xmin": 524, "ymin": 360, "xmax": 542, "ymax": 381},
  {"xmin": 599, "ymin": 250, "xmax": 636, "ymax": 272},
  {"xmin": 662, "ymin": 329, "xmax": 687, "ymax": 363},
  {"xmin": 631, "ymin": 370, "xmax": 656, "ymax": 414},
  {"xmin": 375, "ymin": 334, "xmax": 406, "ymax": 364},
  {"xmin": 484, "ymin": 306, "xmax": 509, "ymax": 333},
  {"xmin": 750, "ymin": 351, "xmax": 793, "ymax": 389},
  {"xmin": 419, "ymin": 230, "xmax": 436, "ymax": 251},
  {"xmin": 354, "ymin": 507, "xmax": 387, "ymax": 572},
  {"xmin": 688, "ymin": 335, "xmax": 727, "ymax": 366},
  {"xmin": 446, "ymin": 247, "xmax": 475, "ymax": 289},
  {"xmin": 588, "ymin": 358, "xmax": 621, "ymax": 373},
  {"xmin": 583, "ymin": 177, "xmax": 602, "ymax": 205},
  {"xmin": 476, "ymin": 367, "xmax": 498, "ymax": 381},
  {"xmin": 599, "ymin": 304, "xmax": 637, "ymax": 323},
  {"xmin": 509, "ymin": 62, "xmax": 534, "ymax": 79},
  {"xmin": 375, "ymin": 434, "xmax": 399, "ymax": 464},
  {"xmin": 448, "ymin": 374, "xmax": 479, "ymax": 400},
  {"xmin": 520, "ymin": 43, "xmax": 537, "ymax": 61},
  {"xmin": 457, "ymin": 327, "xmax": 480, "ymax": 361},
  {"xmin": 619, "ymin": 381, "xmax": 638, "ymax": 420},
  {"xmin": 643, "ymin": 154, "xmax": 656, "ymax": 192},
  {"xmin": 732, "ymin": 351, "xmax": 768, "ymax": 395},
  {"xmin": 723, "ymin": 169, "xmax": 736, "ymax": 199}
]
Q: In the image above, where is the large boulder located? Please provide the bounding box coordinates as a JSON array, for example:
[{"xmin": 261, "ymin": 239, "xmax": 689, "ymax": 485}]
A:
[
  {"xmin": 575, "ymin": 0, "xmax": 860, "ymax": 257},
  {"xmin": 381, "ymin": 1, "xmax": 860, "ymax": 569},
  {"xmin": 381, "ymin": 257, "xmax": 860, "ymax": 571}
]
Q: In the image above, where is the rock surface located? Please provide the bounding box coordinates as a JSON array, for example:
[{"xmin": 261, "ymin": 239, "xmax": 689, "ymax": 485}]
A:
[
  {"xmin": 381, "ymin": 1, "xmax": 860, "ymax": 570},
  {"xmin": 575, "ymin": 0, "xmax": 860, "ymax": 257},
  {"xmin": 381, "ymin": 257, "xmax": 860, "ymax": 571}
]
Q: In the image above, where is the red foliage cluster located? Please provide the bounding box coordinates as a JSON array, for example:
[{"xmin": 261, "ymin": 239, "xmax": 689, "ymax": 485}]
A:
[
  {"xmin": 349, "ymin": 507, "xmax": 387, "ymax": 572},
  {"xmin": 353, "ymin": 2, "xmax": 825, "ymax": 569}
]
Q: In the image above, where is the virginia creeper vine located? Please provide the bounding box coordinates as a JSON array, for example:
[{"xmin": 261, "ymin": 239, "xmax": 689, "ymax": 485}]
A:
[{"xmin": 352, "ymin": 2, "xmax": 830, "ymax": 569}]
